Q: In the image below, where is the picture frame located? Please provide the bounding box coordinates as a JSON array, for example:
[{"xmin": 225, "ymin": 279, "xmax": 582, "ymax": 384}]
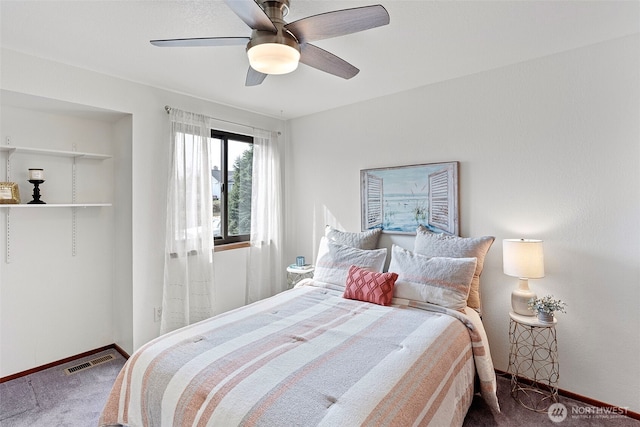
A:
[
  {"xmin": 360, "ymin": 161, "xmax": 459, "ymax": 235},
  {"xmin": 0, "ymin": 182, "xmax": 21, "ymax": 204}
]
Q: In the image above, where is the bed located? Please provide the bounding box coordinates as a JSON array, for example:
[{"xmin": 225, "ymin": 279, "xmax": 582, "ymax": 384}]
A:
[{"xmin": 100, "ymin": 228, "xmax": 500, "ymax": 426}]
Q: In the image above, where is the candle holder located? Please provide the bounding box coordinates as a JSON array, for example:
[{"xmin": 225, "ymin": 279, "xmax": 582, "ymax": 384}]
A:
[{"xmin": 28, "ymin": 179, "xmax": 46, "ymax": 204}]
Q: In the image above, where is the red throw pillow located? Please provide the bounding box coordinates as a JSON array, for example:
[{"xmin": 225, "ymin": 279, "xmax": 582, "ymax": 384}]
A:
[{"xmin": 343, "ymin": 265, "xmax": 398, "ymax": 306}]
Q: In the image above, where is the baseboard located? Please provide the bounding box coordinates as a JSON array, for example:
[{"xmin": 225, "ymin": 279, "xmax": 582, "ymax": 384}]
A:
[
  {"xmin": 111, "ymin": 343, "xmax": 130, "ymax": 360},
  {"xmin": 0, "ymin": 344, "xmax": 129, "ymax": 384},
  {"xmin": 495, "ymin": 369, "xmax": 640, "ymax": 421}
]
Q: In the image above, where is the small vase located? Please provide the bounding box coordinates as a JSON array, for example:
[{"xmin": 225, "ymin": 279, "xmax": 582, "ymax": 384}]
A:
[{"xmin": 537, "ymin": 311, "xmax": 554, "ymax": 323}]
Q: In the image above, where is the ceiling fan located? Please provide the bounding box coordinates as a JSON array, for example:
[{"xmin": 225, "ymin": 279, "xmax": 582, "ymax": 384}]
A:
[{"xmin": 150, "ymin": 0, "xmax": 390, "ymax": 86}]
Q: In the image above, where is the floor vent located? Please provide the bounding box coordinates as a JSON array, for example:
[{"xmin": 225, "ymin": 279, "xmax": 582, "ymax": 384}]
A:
[{"xmin": 64, "ymin": 353, "xmax": 116, "ymax": 375}]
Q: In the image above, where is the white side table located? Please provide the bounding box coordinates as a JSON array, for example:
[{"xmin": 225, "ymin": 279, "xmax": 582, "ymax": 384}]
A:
[
  {"xmin": 508, "ymin": 311, "xmax": 559, "ymax": 412},
  {"xmin": 286, "ymin": 265, "xmax": 314, "ymax": 289}
]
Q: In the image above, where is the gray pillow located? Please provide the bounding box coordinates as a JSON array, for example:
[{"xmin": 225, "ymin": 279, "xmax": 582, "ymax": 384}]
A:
[{"xmin": 325, "ymin": 225, "xmax": 381, "ymax": 250}]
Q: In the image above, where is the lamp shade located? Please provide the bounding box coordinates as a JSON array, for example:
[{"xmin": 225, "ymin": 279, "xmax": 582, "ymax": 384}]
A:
[
  {"xmin": 503, "ymin": 239, "xmax": 545, "ymax": 279},
  {"xmin": 247, "ymin": 43, "xmax": 300, "ymax": 75}
]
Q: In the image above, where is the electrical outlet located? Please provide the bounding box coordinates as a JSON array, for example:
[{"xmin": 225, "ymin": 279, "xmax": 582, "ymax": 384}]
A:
[{"xmin": 154, "ymin": 306, "xmax": 162, "ymax": 323}]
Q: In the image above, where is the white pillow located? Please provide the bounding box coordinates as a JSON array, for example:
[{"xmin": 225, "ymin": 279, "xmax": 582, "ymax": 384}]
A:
[
  {"xmin": 313, "ymin": 237, "xmax": 387, "ymax": 289},
  {"xmin": 325, "ymin": 225, "xmax": 381, "ymax": 250},
  {"xmin": 389, "ymin": 245, "xmax": 477, "ymax": 311},
  {"xmin": 413, "ymin": 225, "xmax": 494, "ymax": 312}
]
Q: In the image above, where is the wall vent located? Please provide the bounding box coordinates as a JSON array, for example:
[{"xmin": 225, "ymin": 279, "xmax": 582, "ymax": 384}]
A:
[{"xmin": 64, "ymin": 353, "xmax": 116, "ymax": 375}]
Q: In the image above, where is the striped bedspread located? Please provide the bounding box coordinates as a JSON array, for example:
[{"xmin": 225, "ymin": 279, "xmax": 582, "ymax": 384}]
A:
[{"xmin": 100, "ymin": 282, "xmax": 499, "ymax": 427}]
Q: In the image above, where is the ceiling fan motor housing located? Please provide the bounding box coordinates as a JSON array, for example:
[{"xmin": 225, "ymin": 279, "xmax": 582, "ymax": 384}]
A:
[{"xmin": 259, "ymin": 0, "xmax": 291, "ymax": 19}]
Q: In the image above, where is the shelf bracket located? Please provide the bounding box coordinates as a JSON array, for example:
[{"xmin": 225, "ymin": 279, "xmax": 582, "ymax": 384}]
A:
[
  {"xmin": 5, "ymin": 207, "xmax": 11, "ymax": 263},
  {"xmin": 72, "ymin": 145, "xmax": 77, "ymax": 256},
  {"xmin": 5, "ymin": 136, "xmax": 13, "ymax": 181},
  {"xmin": 5, "ymin": 137, "xmax": 12, "ymax": 262}
]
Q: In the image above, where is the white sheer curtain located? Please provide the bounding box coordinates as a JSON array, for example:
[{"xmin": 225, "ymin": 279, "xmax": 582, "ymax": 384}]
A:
[
  {"xmin": 161, "ymin": 109, "xmax": 215, "ymax": 334},
  {"xmin": 246, "ymin": 129, "xmax": 284, "ymax": 303}
]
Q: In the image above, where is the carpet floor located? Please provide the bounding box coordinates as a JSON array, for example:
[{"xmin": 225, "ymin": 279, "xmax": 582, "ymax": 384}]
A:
[
  {"xmin": 0, "ymin": 349, "xmax": 126, "ymax": 427},
  {"xmin": 1, "ymin": 350, "xmax": 638, "ymax": 426},
  {"xmin": 464, "ymin": 372, "xmax": 640, "ymax": 426}
]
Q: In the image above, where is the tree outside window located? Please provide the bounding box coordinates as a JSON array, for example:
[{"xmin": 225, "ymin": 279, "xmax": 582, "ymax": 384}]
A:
[{"xmin": 210, "ymin": 130, "xmax": 253, "ymax": 245}]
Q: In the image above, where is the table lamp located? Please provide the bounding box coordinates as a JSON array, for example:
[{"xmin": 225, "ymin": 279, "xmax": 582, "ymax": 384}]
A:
[{"xmin": 503, "ymin": 239, "xmax": 545, "ymax": 316}]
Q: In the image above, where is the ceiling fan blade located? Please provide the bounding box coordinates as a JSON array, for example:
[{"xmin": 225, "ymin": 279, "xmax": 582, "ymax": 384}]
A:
[
  {"xmin": 150, "ymin": 37, "xmax": 250, "ymax": 47},
  {"xmin": 223, "ymin": 0, "xmax": 277, "ymax": 32},
  {"xmin": 246, "ymin": 67, "xmax": 268, "ymax": 86},
  {"xmin": 285, "ymin": 5, "xmax": 389, "ymax": 43},
  {"xmin": 299, "ymin": 43, "xmax": 359, "ymax": 80}
]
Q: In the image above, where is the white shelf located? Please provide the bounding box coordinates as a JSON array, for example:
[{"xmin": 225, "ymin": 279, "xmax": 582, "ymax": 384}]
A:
[
  {"xmin": 0, "ymin": 203, "xmax": 111, "ymax": 208},
  {"xmin": 2, "ymin": 142, "xmax": 113, "ymax": 261},
  {"xmin": 0, "ymin": 145, "xmax": 111, "ymax": 160}
]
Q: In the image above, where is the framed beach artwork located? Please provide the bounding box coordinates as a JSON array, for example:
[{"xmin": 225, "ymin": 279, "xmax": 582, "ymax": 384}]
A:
[{"xmin": 360, "ymin": 161, "xmax": 459, "ymax": 236}]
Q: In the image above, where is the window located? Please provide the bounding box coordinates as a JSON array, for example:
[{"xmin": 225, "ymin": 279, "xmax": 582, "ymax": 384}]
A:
[{"xmin": 210, "ymin": 130, "xmax": 253, "ymax": 245}]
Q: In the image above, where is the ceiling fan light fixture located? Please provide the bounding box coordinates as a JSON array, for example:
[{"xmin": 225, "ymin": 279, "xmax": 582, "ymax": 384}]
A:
[
  {"xmin": 153, "ymin": 0, "xmax": 390, "ymax": 86},
  {"xmin": 247, "ymin": 42, "xmax": 300, "ymax": 75}
]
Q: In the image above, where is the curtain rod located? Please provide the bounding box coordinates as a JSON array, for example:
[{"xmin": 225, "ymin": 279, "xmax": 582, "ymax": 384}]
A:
[{"xmin": 164, "ymin": 105, "xmax": 281, "ymax": 135}]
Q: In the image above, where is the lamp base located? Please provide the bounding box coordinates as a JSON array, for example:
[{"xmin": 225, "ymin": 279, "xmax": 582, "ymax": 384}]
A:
[{"xmin": 512, "ymin": 280, "xmax": 536, "ymax": 316}]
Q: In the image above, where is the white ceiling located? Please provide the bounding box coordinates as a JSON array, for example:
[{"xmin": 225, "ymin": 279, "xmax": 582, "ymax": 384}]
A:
[{"xmin": 1, "ymin": 1, "xmax": 638, "ymax": 120}]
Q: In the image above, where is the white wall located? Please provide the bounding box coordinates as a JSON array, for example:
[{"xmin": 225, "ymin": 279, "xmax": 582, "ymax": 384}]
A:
[
  {"xmin": 112, "ymin": 114, "xmax": 134, "ymax": 353},
  {"xmin": 285, "ymin": 35, "xmax": 640, "ymax": 412},
  {"xmin": 0, "ymin": 48, "xmax": 284, "ymax": 375},
  {"xmin": 0, "ymin": 103, "xmax": 119, "ymax": 374}
]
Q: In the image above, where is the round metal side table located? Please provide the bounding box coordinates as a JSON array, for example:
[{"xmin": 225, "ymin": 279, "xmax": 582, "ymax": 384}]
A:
[
  {"xmin": 286, "ymin": 265, "xmax": 314, "ymax": 289},
  {"xmin": 508, "ymin": 311, "xmax": 559, "ymax": 412}
]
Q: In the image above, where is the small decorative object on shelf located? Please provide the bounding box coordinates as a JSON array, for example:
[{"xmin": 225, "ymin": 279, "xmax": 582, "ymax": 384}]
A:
[
  {"xmin": 0, "ymin": 182, "xmax": 21, "ymax": 204},
  {"xmin": 27, "ymin": 168, "xmax": 46, "ymax": 204},
  {"xmin": 28, "ymin": 168, "xmax": 44, "ymax": 180},
  {"xmin": 528, "ymin": 295, "xmax": 567, "ymax": 324}
]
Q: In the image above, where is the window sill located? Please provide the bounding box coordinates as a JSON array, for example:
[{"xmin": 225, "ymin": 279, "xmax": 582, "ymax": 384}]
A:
[{"xmin": 214, "ymin": 241, "xmax": 250, "ymax": 253}]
